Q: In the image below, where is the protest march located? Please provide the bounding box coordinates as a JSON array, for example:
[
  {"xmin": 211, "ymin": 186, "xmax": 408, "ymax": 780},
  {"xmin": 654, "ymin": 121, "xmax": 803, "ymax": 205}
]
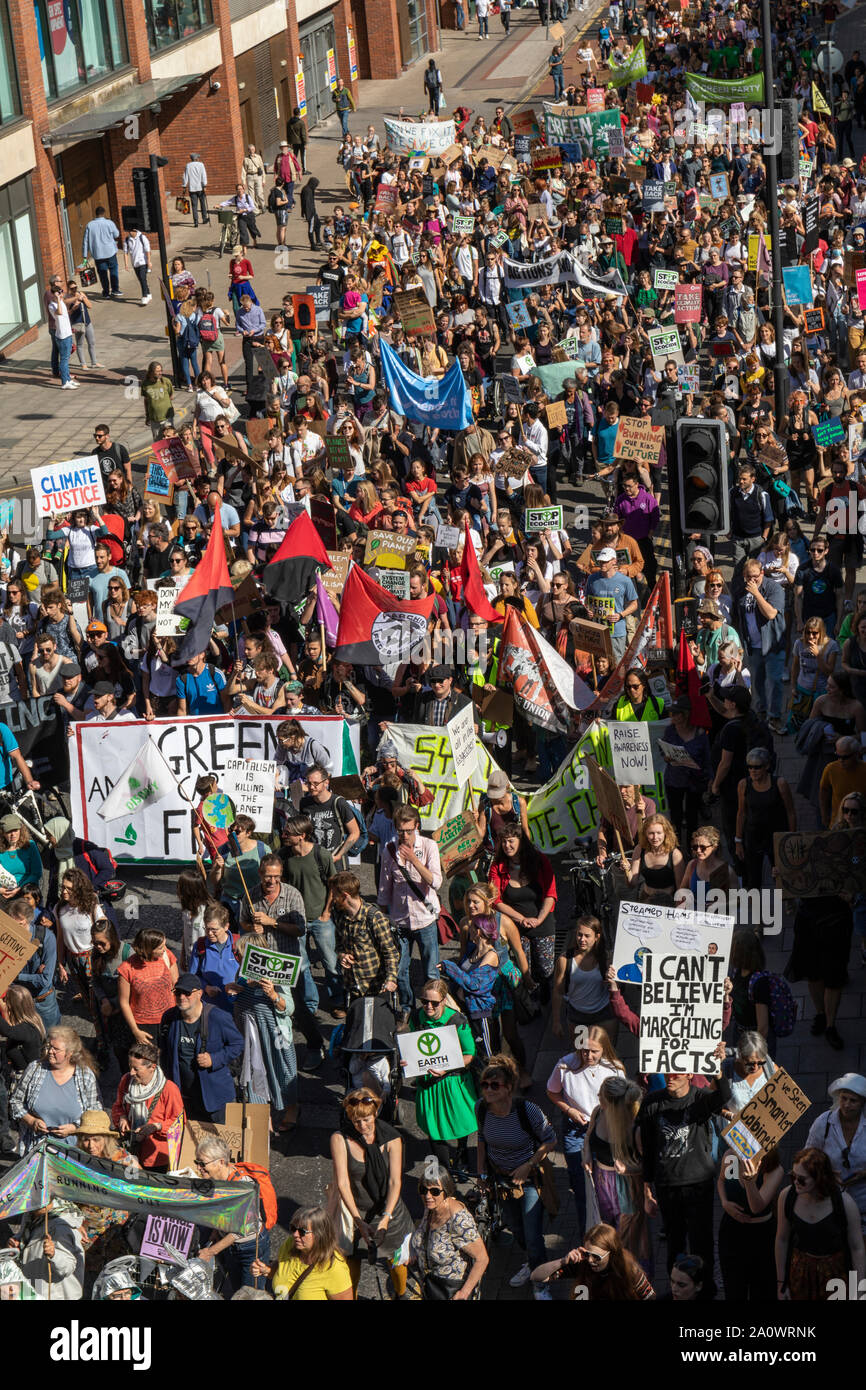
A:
[{"xmin": 2, "ymin": 0, "xmax": 866, "ymax": 1348}]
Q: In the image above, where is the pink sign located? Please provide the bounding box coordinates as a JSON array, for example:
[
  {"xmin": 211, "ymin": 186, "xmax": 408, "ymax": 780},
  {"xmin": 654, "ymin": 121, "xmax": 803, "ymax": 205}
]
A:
[
  {"xmin": 140, "ymin": 1213, "xmax": 195, "ymax": 1264},
  {"xmin": 856, "ymin": 267, "xmax": 866, "ymax": 311},
  {"xmin": 674, "ymin": 284, "xmax": 703, "ymax": 323},
  {"xmin": 587, "ymin": 88, "xmax": 605, "ymax": 112}
]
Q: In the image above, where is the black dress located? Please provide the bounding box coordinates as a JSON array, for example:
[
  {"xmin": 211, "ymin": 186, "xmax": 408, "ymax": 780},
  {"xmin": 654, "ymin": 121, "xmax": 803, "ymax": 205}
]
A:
[{"xmin": 787, "ymin": 894, "xmax": 853, "ymax": 989}]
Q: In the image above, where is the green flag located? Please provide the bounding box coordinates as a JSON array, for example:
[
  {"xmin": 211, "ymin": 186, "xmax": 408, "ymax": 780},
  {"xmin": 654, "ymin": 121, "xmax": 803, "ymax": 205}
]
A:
[
  {"xmin": 685, "ymin": 72, "xmax": 765, "ymax": 104},
  {"xmin": 607, "ymin": 39, "xmax": 648, "ymax": 89},
  {"xmin": 342, "ymin": 721, "xmax": 359, "ymax": 776}
]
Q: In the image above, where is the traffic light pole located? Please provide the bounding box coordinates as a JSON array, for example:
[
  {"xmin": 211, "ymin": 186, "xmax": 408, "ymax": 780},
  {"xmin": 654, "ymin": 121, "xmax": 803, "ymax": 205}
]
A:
[
  {"xmin": 667, "ymin": 427, "xmax": 688, "ymax": 600},
  {"xmin": 759, "ymin": 0, "xmax": 789, "ymax": 426},
  {"xmin": 150, "ymin": 153, "xmax": 182, "ymax": 387}
]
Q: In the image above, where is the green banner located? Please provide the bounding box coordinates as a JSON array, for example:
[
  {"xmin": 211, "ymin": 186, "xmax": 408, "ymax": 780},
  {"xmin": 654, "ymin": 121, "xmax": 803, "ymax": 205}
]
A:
[
  {"xmin": 0, "ymin": 1142, "xmax": 258, "ymax": 1235},
  {"xmin": 607, "ymin": 39, "xmax": 648, "ymax": 89},
  {"xmin": 544, "ymin": 106, "xmax": 621, "ymax": 153},
  {"xmin": 685, "ymin": 72, "xmax": 765, "ymax": 104}
]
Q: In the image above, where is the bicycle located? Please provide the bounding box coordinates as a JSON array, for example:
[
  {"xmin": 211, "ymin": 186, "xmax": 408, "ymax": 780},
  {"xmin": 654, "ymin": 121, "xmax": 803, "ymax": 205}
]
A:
[
  {"xmin": 559, "ymin": 846, "xmax": 625, "ymax": 957},
  {"xmin": 217, "ymin": 208, "xmax": 238, "ymax": 258},
  {"xmin": 0, "ymin": 782, "xmax": 63, "ymax": 848}
]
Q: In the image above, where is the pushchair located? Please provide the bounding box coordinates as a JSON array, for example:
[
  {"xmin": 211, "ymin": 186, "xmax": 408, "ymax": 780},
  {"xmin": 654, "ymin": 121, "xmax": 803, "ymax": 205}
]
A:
[{"xmin": 335, "ymin": 993, "xmax": 403, "ymax": 1124}]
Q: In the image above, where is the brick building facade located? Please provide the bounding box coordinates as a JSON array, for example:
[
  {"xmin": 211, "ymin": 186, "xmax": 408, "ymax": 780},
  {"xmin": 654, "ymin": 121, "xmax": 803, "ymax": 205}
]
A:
[{"xmin": 0, "ymin": 0, "xmax": 438, "ymax": 358}]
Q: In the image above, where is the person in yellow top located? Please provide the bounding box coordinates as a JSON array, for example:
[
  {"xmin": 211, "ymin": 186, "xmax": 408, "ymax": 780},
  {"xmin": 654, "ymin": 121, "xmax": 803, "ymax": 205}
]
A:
[
  {"xmin": 493, "ymin": 570, "xmax": 540, "ymax": 628},
  {"xmin": 251, "ymin": 1206, "xmax": 353, "ymax": 1301}
]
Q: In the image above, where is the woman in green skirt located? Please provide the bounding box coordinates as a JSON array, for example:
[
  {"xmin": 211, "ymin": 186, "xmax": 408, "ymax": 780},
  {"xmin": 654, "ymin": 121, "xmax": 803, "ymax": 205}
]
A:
[{"xmin": 405, "ymin": 978, "xmax": 478, "ymax": 1183}]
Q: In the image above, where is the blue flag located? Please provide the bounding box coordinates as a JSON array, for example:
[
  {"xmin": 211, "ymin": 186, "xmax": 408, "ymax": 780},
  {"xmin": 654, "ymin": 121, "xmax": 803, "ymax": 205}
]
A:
[{"xmin": 378, "ymin": 338, "xmax": 473, "ymax": 431}]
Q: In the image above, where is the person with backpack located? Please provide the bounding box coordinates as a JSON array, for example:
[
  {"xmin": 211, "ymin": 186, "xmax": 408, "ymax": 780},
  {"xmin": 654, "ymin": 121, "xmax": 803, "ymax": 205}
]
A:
[
  {"xmin": 726, "ymin": 928, "xmax": 796, "ymax": 1054},
  {"xmin": 734, "ymin": 745, "xmax": 797, "ymax": 891},
  {"xmin": 160, "ymin": 971, "xmax": 243, "ymax": 1124},
  {"xmin": 282, "ymin": 815, "xmax": 342, "ymax": 1017},
  {"xmin": 194, "ymin": 1133, "xmax": 278, "ymax": 1294},
  {"xmin": 730, "ymin": 558, "xmax": 786, "ymax": 735},
  {"xmin": 728, "ymin": 462, "xmax": 774, "ymax": 573},
  {"xmin": 300, "ymin": 767, "xmax": 362, "ymax": 866},
  {"xmin": 176, "ymin": 650, "xmax": 231, "ymax": 716},
  {"xmin": 378, "ymin": 804, "xmax": 443, "ymax": 1026},
  {"xmin": 423, "ymin": 60, "xmax": 443, "ymax": 114},
  {"xmin": 775, "ymin": 1147, "xmax": 865, "ymax": 1300},
  {"xmin": 190, "ymin": 907, "xmax": 243, "ymax": 1014},
  {"xmin": 709, "ymin": 684, "xmax": 775, "ymax": 858}
]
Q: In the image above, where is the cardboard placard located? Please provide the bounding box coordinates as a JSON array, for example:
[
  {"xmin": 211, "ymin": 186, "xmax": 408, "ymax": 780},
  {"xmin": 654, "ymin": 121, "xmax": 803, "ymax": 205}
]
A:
[
  {"xmin": 614, "ymin": 416, "xmax": 663, "ymax": 466},
  {"xmin": 674, "ymin": 285, "xmax": 702, "ymax": 323},
  {"xmin": 330, "ymin": 774, "xmax": 365, "ymax": 800},
  {"xmin": 812, "ymin": 418, "xmax": 846, "ymax": 448},
  {"xmin": 155, "ymin": 585, "xmax": 185, "ymax": 636},
  {"xmin": 648, "ymin": 326, "xmax": 683, "ymax": 368},
  {"xmin": 435, "ymin": 524, "xmax": 461, "ymax": 551},
  {"xmin": 471, "ymin": 683, "xmax": 514, "ymax": 726},
  {"xmin": 570, "ymin": 617, "xmax": 614, "ymax": 664},
  {"xmin": 0, "ymin": 909, "xmax": 37, "ymax": 995},
  {"xmin": 243, "ymin": 418, "xmax": 271, "ymax": 461},
  {"xmin": 152, "ymin": 437, "xmax": 197, "ymax": 484},
  {"xmin": 376, "ymin": 567, "xmax": 411, "ymax": 599},
  {"xmin": 604, "ymin": 215, "xmax": 624, "ymax": 237},
  {"xmin": 774, "ymin": 827, "xmax": 866, "ymax": 899},
  {"xmin": 451, "ymin": 214, "xmax": 475, "ymax": 235},
  {"xmin": 584, "ymin": 755, "xmax": 630, "ymax": 839},
  {"xmin": 325, "ymin": 434, "xmax": 352, "ymax": 470},
  {"xmin": 722, "ymin": 1067, "xmax": 811, "ymax": 1162},
  {"xmin": 222, "ymin": 757, "xmax": 277, "ymax": 833},
  {"xmin": 363, "ymin": 530, "xmax": 416, "ymax": 569},
  {"xmin": 321, "ymin": 551, "xmax": 350, "ymax": 603},
  {"xmin": 177, "ymin": 1103, "xmax": 270, "ymax": 1173},
  {"xmin": 439, "ymin": 142, "xmax": 465, "ymax": 166},
  {"xmin": 496, "ymin": 447, "xmax": 534, "ymax": 480},
  {"xmin": 215, "ymin": 572, "xmax": 260, "ymax": 624},
  {"xmin": 140, "ymin": 1214, "xmax": 195, "ymax": 1264},
  {"xmin": 392, "ymin": 289, "xmax": 436, "ymax": 338},
  {"xmin": 543, "ymin": 400, "xmax": 567, "ymax": 430},
  {"xmin": 608, "ymin": 720, "xmax": 654, "ymax": 785},
  {"xmin": 431, "ymin": 809, "xmax": 483, "ymax": 871},
  {"xmin": 653, "ymin": 268, "xmax": 679, "ymax": 291}
]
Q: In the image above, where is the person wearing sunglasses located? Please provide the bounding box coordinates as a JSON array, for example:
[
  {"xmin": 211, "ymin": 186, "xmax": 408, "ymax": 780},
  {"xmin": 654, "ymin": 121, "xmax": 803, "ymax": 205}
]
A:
[
  {"xmin": 329, "ymin": 1087, "xmax": 413, "ymax": 1297},
  {"xmin": 734, "ymin": 745, "xmax": 796, "ymax": 891},
  {"xmin": 405, "ymin": 1162, "xmax": 488, "ymax": 1301},
  {"xmin": 251, "ymin": 1205, "xmax": 353, "ymax": 1300},
  {"xmin": 404, "ymin": 978, "xmax": 477, "ymax": 1183},
  {"xmin": 476, "ymin": 1053, "xmax": 555, "ymax": 1297},
  {"xmin": 775, "ymin": 1147, "xmax": 864, "ymax": 1300},
  {"xmin": 804, "ymin": 1073, "xmax": 866, "ymax": 1237},
  {"xmin": 530, "ymin": 1222, "xmax": 654, "ymax": 1300}
]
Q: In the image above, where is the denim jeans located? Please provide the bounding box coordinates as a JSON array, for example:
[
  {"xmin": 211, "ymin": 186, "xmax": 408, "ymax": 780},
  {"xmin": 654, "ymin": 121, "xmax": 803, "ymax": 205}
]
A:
[
  {"xmin": 56, "ymin": 334, "xmax": 73, "ymax": 385},
  {"xmin": 455, "ymin": 0, "xmax": 465, "ymax": 26},
  {"xmin": 396, "ymin": 920, "xmax": 440, "ymax": 1012},
  {"xmin": 503, "ymin": 1180, "xmax": 546, "ymax": 1267},
  {"xmin": 49, "ymin": 328, "xmax": 58, "ymax": 377},
  {"xmin": 553, "ymin": 73, "xmax": 564, "ymax": 99},
  {"xmin": 306, "ymin": 917, "xmax": 343, "ymax": 1004},
  {"xmin": 563, "ymin": 1122, "xmax": 588, "ymax": 1238},
  {"xmin": 339, "ymin": 109, "xmax": 350, "ymax": 136},
  {"xmin": 220, "ymin": 1236, "xmax": 259, "ymax": 1293},
  {"xmin": 95, "ymin": 255, "xmax": 119, "ymax": 296},
  {"xmin": 747, "ymin": 647, "xmax": 785, "ymax": 720},
  {"xmin": 34, "ymin": 988, "xmax": 62, "ymax": 1030},
  {"xmin": 529, "ymin": 462, "xmax": 548, "ymax": 493},
  {"xmin": 478, "ymin": 13, "xmax": 488, "ymax": 34}
]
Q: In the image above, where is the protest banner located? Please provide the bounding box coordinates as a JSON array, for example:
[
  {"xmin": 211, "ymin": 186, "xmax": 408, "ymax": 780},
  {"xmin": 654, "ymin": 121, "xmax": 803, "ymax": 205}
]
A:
[
  {"xmin": 152, "ymin": 437, "xmax": 197, "ymax": 484},
  {"xmin": 392, "ymin": 288, "xmax": 436, "ymax": 337},
  {"xmin": 155, "ymin": 585, "xmax": 186, "ymax": 637},
  {"xmin": 397, "ymin": 1024, "xmax": 464, "ymax": 1079},
  {"xmin": 524, "ymin": 505, "xmax": 564, "ymax": 533},
  {"xmin": 501, "ymin": 249, "xmax": 578, "ymax": 292},
  {"xmin": 613, "ymin": 898, "xmax": 733, "ymax": 981},
  {"xmin": 221, "ymin": 757, "xmax": 277, "ymax": 833},
  {"xmin": 141, "ymin": 456, "xmax": 174, "ymax": 505},
  {"xmin": 435, "ymin": 523, "xmax": 461, "ymax": 551},
  {"xmin": 608, "ymin": 721, "xmax": 654, "ymax": 785},
  {"xmin": 544, "ymin": 106, "xmax": 621, "ymax": 153},
  {"xmin": 722, "ymin": 1068, "xmax": 811, "ymax": 1162},
  {"xmin": 525, "ymin": 730, "xmax": 611, "ymax": 853},
  {"xmin": 385, "ymin": 722, "xmax": 500, "ymax": 830},
  {"xmin": 774, "ymin": 826, "xmax": 866, "ymax": 899},
  {"xmin": 648, "ymin": 326, "xmax": 683, "ymax": 368},
  {"xmin": 500, "ymin": 608, "xmax": 593, "ymax": 735},
  {"xmin": 376, "ymin": 568, "xmax": 411, "ymax": 599},
  {"xmin": 0, "ymin": 694, "xmax": 63, "ymax": 765},
  {"xmin": 634, "ymin": 906, "xmax": 734, "ymax": 1074},
  {"xmin": 0, "ymin": 1141, "xmax": 258, "ymax": 1234},
  {"xmin": 140, "ymin": 1214, "xmax": 195, "ymax": 1264},
  {"xmin": 384, "ymin": 117, "xmax": 456, "ymax": 154},
  {"xmin": 0, "ymin": 910, "xmax": 37, "ymax": 996},
  {"xmin": 496, "ymin": 447, "xmax": 534, "ymax": 479},
  {"xmin": 584, "ymin": 755, "xmax": 631, "ymax": 842},
  {"xmin": 447, "ymin": 703, "xmax": 479, "ymax": 788},
  {"xmin": 31, "ymin": 458, "xmax": 106, "ymax": 518},
  {"xmin": 571, "ymin": 617, "xmax": 614, "ymax": 664},
  {"xmin": 613, "ymin": 416, "xmax": 663, "ymax": 466},
  {"xmin": 674, "ymin": 285, "xmax": 703, "ymax": 323},
  {"xmin": 70, "ymin": 715, "xmax": 360, "ymax": 863},
  {"xmin": 812, "ymin": 418, "xmax": 846, "ymax": 448},
  {"xmin": 310, "ymin": 495, "xmax": 338, "ymax": 549},
  {"xmin": 685, "ymin": 71, "xmax": 764, "ymax": 102},
  {"xmin": 239, "ymin": 938, "xmax": 301, "ymax": 989},
  {"xmin": 653, "ymin": 268, "xmax": 679, "ymax": 291},
  {"xmin": 431, "ymin": 809, "xmax": 483, "ymax": 871},
  {"xmin": 364, "ymin": 530, "xmax": 416, "ymax": 569}
]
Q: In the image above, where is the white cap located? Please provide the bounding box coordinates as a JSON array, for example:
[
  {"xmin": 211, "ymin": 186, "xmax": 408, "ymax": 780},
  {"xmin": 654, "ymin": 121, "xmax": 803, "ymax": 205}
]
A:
[{"xmin": 596, "ymin": 547, "xmax": 617, "ymax": 563}]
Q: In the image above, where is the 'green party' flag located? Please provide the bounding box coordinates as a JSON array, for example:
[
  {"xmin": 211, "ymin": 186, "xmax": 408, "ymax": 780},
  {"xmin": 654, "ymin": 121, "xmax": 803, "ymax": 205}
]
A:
[{"xmin": 607, "ymin": 39, "xmax": 648, "ymax": 90}]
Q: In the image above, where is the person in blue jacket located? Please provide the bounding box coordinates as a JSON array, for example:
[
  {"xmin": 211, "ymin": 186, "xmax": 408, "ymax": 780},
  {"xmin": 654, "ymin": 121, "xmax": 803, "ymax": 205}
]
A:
[
  {"xmin": 190, "ymin": 915, "xmax": 241, "ymax": 1013},
  {"xmin": 160, "ymin": 973, "xmax": 243, "ymax": 1124},
  {"xmin": 441, "ymin": 916, "xmax": 501, "ymax": 1059}
]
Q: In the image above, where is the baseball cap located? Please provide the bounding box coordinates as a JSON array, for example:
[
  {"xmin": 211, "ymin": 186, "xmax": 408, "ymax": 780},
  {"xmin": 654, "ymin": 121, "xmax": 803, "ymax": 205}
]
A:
[
  {"xmin": 487, "ymin": 770, "xmax": 510, "ymax": 798},
  {"xmin": 0, "ymin": 814, "xmax": 21, "ymax": 832},
  {"xmin": 698, "ymin": 598, "xmax": 722, "ymax": 618},
  {"xmin": 596, "ymin": 547, "xmax": 617, "ymax": 562},
  {"xmin": 86, "ymin": 621, "xmax": 108, "ymax": 635},
  {"xmin": 60, "ymin": 662, "xmax": 81, "ymax": 679},
  {"xmin": 175, "ymin": 973, "xmax": 204, "ymax": 995}
]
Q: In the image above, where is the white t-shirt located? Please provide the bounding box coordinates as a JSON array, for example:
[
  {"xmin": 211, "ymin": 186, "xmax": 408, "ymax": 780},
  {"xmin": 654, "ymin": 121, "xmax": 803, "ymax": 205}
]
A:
[
  {"xmin": 59, "ymin": 905, "xmax": 106, "ymax": 954},
  {"xmin": 48, "ymin": 297, "xmax": 73, "ymax": 341},
  {"xmin": 546, "ymin": 1056, "xmax": 622, "ymax": 1116}
]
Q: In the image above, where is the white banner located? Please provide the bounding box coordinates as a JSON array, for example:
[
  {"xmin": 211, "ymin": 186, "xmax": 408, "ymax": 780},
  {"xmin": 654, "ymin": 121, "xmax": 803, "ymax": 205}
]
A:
[
  {"xmin": 384, "ymin": 117, "xmax": 456, "ymax": 154},
  {"xmin": 570, "ymin": 258, "xmax": 628, "ymax": 299},
  {"xmin": 447, "ymin": 705, "xmax": 479, "ymax": 787},
  {"xmin": 70, "ymin": 715, "xmax": 359, "ymax": 862},
  {"xmin": 502, "ymin": 250, "xmax": 578, "ymax": 291},
  {"xmin": 31, "ymin": 458, "xmax": 105, "ymax": 517},
  {"xmin": 385, "ymin": 722, "xmax": 499, "ymax": 829}
]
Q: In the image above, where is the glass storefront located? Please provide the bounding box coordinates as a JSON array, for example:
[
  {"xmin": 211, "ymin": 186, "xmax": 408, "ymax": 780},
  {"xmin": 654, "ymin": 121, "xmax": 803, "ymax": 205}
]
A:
[
  {"xmin": 144, "ymin": 0, "xmax": 214, "ymax": 54},
  {"xmin": 0, "ymin": 0, "xmax": 19, "ymax": 125},
  {"xmin": 406, "ymin": 0, "xmax": 428, "ymax": 63},
  {"xmin": 0, "ymin": 177, "xmax": 42, "ymax": 350},
  {"xmin": 35, "ymin": 0, "xmax": 128, "ymax": 101}
]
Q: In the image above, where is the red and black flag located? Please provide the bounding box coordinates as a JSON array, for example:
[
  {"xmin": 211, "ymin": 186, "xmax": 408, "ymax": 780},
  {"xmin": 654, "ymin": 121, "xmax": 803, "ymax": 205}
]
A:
[
  {"xmin": 459, "ymin": 519, "xmax": 502, "ymax": 624},
  {"xmin": 174, "ymin": 507, "xmax": 235, "ymax": 662},
  {"xmin": 333, "ymin": 564, "xmax": 435, "ymax": 666},
  {"xmin": 263, "ymin": 509, "xmax": 332, "ymax": 613}
]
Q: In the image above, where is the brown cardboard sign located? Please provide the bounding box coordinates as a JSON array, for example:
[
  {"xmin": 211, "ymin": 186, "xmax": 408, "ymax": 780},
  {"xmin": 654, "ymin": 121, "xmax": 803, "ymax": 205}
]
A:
[
  {"xmin": 570, "ymin": 617, "xmax": 614, "ymax": 664},
  {"xmin": 774, "ymin": 827, "xmax": 866, "ymax": 899},
  {"xmin": 471, "ymin": 683, "xmax": 514, "ymax": 726},
  {"xmin": 0, "ymin": 910, "xmax": 37, "ymax": 995},
  {"xmin": 722, "ymin": 1067, "xmax": 811, "ymax": 1162},
  {"xmin": 496, "ymin": 447, "xmax": 534, "ymax": 480},
  {"xmin": 392, "ymin": 289, "xmax": 435, "ymax": 338},
  {"xmin": 544, "ymin": 400, "xmax": 568, "ymax": 430},
  {"xmin": 432, "ymin": 810, "xmax": 483, "ymax": 871},
  {"xmin": 216, "ymin": 572, "xmax": 261, "ymax": 624},
  {"xmin": 584, "ymin": 755, "xmax": 630, "ymax": 839}
]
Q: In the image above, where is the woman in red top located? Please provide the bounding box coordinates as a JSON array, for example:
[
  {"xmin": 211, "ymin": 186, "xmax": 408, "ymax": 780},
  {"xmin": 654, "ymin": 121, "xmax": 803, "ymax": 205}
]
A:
[
  {"xmin": 111, "ymin": 1041, "xmax": 184, "ymax": 1170},
  {"xmin": 117, "ymin": 928, "xmax": 179, "ymax": 1048},
  {"xmin": 228, "ymin": 249, "xmax": 258, "ymax": 316},
  {"xmin": 348, "ymin": 479, "xmax": 384, "ymax": 528},
  {"xmin": 488, "ymin": 826, "xmax": 557, "ymax": 1000}
]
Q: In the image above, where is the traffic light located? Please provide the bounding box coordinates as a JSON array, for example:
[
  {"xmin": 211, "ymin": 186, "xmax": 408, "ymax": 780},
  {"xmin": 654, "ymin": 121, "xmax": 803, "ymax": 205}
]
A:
[{"xmin": 676, "ymin": 417, "xmax": 729, "ymax": 534}]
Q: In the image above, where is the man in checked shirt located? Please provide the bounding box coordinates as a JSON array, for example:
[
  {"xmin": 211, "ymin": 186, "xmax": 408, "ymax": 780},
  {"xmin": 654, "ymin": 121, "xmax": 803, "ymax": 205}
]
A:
[{"xmin": 330, "ymin": 871, "xmax": 400, "ymax": 1007}]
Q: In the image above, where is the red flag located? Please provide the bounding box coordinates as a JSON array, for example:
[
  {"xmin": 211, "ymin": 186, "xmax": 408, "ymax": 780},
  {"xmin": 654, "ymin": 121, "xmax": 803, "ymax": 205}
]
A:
[
  {"xmin": 333, "ymin": 564, "xmax": 435, "ymax": 666},
  {"xmin": 459, "ymin": 520, "xmax": 502, "ymax": 624},
  {"xmin": 676, "ymin": 628, "xmax": 712, "ymax": 729},
  {"xmin": 174, "ymin": 507, "xmax": 236, "ymax": 661},
  {"xmin": 263, "ymin": 509, "xmax": 332, "ymax": 610}
]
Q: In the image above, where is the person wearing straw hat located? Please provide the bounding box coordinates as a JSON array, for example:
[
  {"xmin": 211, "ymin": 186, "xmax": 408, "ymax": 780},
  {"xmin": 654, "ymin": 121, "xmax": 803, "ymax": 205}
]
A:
[
  {"xmin": 74, "ymin": 1110, "xmax": 140, "ymax": 1272},
  {"xmin": 806, "ymin": 1074, "xmax": 866, "ymax": 1231}
]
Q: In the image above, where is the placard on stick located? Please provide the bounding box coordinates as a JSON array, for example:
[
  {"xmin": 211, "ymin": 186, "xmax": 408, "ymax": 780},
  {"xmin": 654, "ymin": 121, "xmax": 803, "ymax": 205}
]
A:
[
  {"xmin": 321, "ymin": 551, "xmax": 350, "ymax": 602},
  {"xmin": 774, "ymin": 826, "xmax": 866, "ymax": 899},
  {"xmin": 392, "ymin": 289, "xmax": 435, "ymax": 337},
  {"xmin": 570, "ymin": 617, "xmax": 614, "ymax": 664},
  {"xmin": 722, "ymin": 1067, "xmax": 811, "ymax": 1162},
  {"xmin": 584, "ymin": 755, "xmax": 630, "ymax": 840},
  {"xmin": 432, "ymin": 809, "xmax": 483, "ymax": 871},
  {"xmin": 0, "ymin": 909, "xmax": 37, "ymax": 995}
]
